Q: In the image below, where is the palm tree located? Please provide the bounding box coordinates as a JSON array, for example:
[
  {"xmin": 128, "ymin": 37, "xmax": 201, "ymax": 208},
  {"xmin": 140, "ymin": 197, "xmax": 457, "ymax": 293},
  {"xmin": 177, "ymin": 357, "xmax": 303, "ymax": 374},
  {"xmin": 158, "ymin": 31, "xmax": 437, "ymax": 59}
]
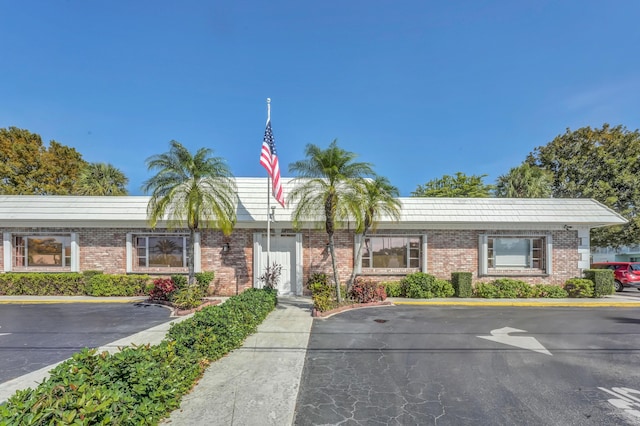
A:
[
  {"xmin": 347, "ymin": 176, "xmax": 402, "ymax": 290},
  {"xmin": 495, "ymin": 163, "xmax": 553, "ymax": 198},
  {"xmin": 142, "ymin": 140, "xmax": 237, "ymax": 284},
  {"xmin": 76, "ymin": 162, "xmax": 129, "ymax": 195},
  {"xmin": 288, "ymin": 140, "xmax": 374, "ymax": 303}
]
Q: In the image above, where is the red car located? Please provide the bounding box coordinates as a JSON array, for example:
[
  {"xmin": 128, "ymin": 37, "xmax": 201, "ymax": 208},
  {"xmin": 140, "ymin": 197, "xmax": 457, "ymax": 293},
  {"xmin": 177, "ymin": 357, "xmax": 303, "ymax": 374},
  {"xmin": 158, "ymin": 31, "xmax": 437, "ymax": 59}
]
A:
[{"xmin": 591, "ymin": 262, "xmax": 640, "ymax": 292}]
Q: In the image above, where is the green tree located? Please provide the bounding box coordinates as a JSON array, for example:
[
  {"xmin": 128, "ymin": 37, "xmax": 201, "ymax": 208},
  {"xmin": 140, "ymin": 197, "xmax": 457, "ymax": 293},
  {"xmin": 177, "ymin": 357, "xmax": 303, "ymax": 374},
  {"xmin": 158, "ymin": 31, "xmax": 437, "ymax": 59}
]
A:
[
  {"xmin": 412, "ymin": 172, "xmax": 494, "ymax": 197},
  {"xmin": 142, "ymin": 140, "xmax": 237, "ymax": 284},
  {"xmin": 526, "ymin": 124, "xmax": 640, "ymax": 247},
  {"xmin": 0, "ymin": 127, "xmax": 87, "ymax": 194},
  {"xmin": 494, "ymin": 163, "xmax": 552, "ymax": 198},
  {"xmin": 347, "ymin": 176, "xmax": 402, "ymax": 290},
  {"xmin": 76, "ymin": 162, "xmax": 129, "ymax": 195},
  {"xmin": 288, "ymin": 140, "xmax": 374, "ymax": 303}
]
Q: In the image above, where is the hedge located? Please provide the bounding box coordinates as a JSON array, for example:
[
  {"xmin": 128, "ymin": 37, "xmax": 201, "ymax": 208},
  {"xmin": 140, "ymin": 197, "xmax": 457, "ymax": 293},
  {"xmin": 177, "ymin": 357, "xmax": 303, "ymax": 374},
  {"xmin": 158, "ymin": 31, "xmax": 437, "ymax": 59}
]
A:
[{"xmin": 0, "ymin": 288, "xmax": 278, "ymax": 425}]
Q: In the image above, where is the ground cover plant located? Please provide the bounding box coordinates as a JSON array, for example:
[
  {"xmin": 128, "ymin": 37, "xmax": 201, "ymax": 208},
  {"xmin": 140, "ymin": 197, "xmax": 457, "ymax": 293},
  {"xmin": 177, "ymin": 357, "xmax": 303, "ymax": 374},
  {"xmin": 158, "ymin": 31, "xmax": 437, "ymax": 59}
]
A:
[{"xmin": 0, "ymin": 288, "xmax": 277, "ymax": 425}]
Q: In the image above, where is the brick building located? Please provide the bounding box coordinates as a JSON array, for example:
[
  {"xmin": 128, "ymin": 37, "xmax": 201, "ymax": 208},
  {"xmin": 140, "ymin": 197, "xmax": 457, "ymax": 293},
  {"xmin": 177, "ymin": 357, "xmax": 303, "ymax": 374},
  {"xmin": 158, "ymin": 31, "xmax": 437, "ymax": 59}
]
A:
[{"xmin": 0, "ymin": 178, "xmax": 626, "ymax": 295}]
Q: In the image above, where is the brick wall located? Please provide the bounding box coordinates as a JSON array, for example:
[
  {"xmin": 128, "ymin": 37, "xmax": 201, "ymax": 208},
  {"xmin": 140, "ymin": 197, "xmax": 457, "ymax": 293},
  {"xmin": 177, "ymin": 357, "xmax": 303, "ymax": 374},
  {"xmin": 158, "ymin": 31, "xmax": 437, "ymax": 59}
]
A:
[{"xmin": 1, "ymin": 226, "xmax": 581, "ymax": 294}]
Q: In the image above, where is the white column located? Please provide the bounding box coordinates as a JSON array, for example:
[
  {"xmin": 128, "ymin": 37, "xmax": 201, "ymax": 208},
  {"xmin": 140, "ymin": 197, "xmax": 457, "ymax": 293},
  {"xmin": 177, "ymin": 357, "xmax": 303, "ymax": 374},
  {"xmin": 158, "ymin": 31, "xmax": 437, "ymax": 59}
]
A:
[
  {"xmin": 3, "ymin": 232, "xmax": 11, "ymax": 272},
  {"xmin": 125, "ymin": 233, "xmax": 133, "ymax": 273},
  {"xmin": 194, "ymin": 233, "xmax": 201, "ymax": 273},
  {"xmin": 70, "ymin": 232, "xmax": 79, "ymax": 272}
]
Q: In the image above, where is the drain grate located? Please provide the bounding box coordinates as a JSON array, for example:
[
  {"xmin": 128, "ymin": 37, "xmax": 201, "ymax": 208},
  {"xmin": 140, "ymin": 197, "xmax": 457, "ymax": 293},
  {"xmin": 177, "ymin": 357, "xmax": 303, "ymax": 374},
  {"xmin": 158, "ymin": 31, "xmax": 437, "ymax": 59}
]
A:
[{"xmin": 373, "ymin": 319, "xmax": 388, "ymax": 323}]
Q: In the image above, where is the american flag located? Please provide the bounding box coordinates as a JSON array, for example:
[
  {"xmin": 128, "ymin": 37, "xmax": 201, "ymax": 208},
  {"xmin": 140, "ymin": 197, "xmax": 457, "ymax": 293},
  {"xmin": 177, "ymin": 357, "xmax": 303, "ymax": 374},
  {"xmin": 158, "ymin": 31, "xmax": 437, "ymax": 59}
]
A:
[{"xmin": 259, "ymin": 120, "xmax": 285, "ymax": 207}]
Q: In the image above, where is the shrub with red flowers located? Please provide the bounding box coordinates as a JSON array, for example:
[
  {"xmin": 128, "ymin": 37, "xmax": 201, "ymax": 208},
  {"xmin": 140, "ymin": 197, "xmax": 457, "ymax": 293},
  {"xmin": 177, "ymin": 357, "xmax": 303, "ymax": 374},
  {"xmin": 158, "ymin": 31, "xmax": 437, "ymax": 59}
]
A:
[
  {"xmin": 148, "ymin": 278, "xmax": 177, "ymax": 301},
  {"xmin": 348, "ymin": 277, "xmax": 387, "ymax": 304}
]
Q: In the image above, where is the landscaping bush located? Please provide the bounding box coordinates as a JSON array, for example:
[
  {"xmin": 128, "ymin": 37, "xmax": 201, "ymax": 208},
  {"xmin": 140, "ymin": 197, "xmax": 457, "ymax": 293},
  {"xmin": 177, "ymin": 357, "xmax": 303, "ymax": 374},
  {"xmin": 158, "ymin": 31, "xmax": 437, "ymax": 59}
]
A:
[
  {"xmin": 172, "ymin": 286, "xmax": 205, "ymax": 310},
  {"xmin": 170, "ymin": 275, "xmax": 188, "ymax": 290},
  {"xmin": 168, "ymin": 288, "xmax": 277, "ymax": 360},
  {"xmin": 0, "ymin": 288, "xmax": 277, "ymax": 424},
  {"xmin": 0, "ymin": 273, "xmax": 86, "ymax": 296},
  {"xmin": 86, "ymin": 274, "xmax": 150, "ymax": 297},
  {"xmin": 474, "ymin": 279, "xmax": 533, "ymax": 298},
  {"xmin": 148, "ymin": 278, "xmax": 177, "ymax": 302},
  {"xmin": 400, "ymin": 272, "xmax": 453, "ymax": 298},
  {"xmin": 530, "ymin": 284, "xmax": 568, "ymax": 298},
  {"xmin": 194, "ymin": 271, "xmax": 215, "ymax": 293},
  {"xmin": 306, "ymin": 273, "xmax": 347, "ymax": 312},
  {"xmin": 583, "ymin": 269, "xmax": 615, "ymax": 297},
  {"xmin": 451, "ymin": 272, "xmax": 473, "ymax": 298},
  {"xmin": 348, "ymin": 277, "xmax": 387, "ymax": 303},
  {"xmin": 382, "ymin": 281, "xmax": 403, "ymax": 297},
  {"xmin": 564, "ymin": 278, "xmax": 594, "ymax": 298}
]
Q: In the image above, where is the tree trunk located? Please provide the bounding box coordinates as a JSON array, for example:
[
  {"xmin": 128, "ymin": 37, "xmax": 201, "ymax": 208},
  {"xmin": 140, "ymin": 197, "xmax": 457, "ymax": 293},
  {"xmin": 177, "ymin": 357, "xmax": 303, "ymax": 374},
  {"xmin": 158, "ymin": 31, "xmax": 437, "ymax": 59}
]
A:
[
  {"xmin": 188, "ymin": 228, "xmax": 196, "ymax": 285},
  {"xmin": 328, "ymin": 233, "xmax": 342, "ymax": 303},
  {"xmin": 347, "ymin": 229, "xmax": 369, "ymax": 293}
]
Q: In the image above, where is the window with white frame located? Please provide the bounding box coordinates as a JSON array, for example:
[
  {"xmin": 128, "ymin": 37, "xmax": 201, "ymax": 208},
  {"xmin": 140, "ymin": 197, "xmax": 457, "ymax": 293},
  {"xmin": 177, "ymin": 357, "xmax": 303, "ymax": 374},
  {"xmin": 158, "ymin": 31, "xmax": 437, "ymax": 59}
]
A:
[
  {"xmin": 481, "ymin": 235, "xmax": 550, "ymax": 274},
  {"xmin": 361, "ymin": 236, "xmax": 421, "ymax": 269},
  {"xmin": 134, "ymin": 235, "xmax": 188, "ymax": 268},
  {"xmin": 13, "ymin": 235, "xmax": 72, "ymax": 268}
]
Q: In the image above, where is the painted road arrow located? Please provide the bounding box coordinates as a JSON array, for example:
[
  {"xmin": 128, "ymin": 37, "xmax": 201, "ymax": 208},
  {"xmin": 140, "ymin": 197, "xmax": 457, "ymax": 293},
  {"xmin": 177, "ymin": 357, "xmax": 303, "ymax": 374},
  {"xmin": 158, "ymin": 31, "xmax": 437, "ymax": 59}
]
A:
[{"xmin": 478, "ymin": 327, "xmax": 551, "ymax": 355}]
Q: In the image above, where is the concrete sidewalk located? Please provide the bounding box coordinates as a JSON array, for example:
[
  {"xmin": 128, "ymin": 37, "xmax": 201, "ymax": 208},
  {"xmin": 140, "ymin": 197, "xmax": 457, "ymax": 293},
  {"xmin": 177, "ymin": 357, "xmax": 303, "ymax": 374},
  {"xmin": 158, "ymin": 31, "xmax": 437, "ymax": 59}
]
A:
[{"xmin": 162, "ymin": 296, "xmax": 314, "ymax": 425}]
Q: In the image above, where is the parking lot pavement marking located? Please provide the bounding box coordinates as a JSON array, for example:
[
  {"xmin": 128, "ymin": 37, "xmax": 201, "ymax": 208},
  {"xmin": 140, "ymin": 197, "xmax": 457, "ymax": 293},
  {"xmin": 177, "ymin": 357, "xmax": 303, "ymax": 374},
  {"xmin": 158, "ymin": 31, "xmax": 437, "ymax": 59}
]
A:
[{"xmin": 477, "ymin": 326, "xmax": 552, "ymax": 355}]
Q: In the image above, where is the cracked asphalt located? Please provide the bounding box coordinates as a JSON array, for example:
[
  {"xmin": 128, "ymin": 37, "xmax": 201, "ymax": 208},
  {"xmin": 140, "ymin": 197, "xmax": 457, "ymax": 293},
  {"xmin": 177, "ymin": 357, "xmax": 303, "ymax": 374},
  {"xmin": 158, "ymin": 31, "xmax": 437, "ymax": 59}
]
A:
[{"xmin": 293, "ymin": 306, "xmax": 640, "ymax": 425}]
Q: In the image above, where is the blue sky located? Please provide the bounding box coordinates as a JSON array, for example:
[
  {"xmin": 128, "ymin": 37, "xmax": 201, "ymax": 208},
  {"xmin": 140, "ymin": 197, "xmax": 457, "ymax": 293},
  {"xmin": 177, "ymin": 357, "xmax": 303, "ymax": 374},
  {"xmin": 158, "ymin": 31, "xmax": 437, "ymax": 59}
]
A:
[{"xmin": 2, "ymin": 1, "xmax": 639, "ymax": 196}]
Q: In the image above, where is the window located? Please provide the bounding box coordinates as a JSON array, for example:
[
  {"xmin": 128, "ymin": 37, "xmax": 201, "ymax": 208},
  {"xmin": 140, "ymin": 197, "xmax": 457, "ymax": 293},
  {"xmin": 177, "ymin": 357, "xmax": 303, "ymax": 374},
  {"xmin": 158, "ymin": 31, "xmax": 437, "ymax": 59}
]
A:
[
  {"xmin": 134, "ymin": 235, "xmax": 187, "ymax": 268},
  {"xmin": 361, "ymin": 236, "xmax": 421, "ymax": 269},
  {"xmin": 481, "ymin": 235, "xmax": 549, "ymax": 275},
  {"xmin": 13, "ymin": 235, "xmax": 72, "ymax": 267}
]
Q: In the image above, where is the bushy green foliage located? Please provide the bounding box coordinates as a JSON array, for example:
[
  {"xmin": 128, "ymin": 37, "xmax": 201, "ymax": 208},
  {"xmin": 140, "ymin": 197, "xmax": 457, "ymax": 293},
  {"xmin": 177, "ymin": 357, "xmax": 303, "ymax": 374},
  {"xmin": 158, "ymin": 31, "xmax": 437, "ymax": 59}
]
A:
[
  {"xmin": 0, "ymin": 288, "xmax": 277, "ymax": 424},
  {"xmin": 348, "ymin": 278, "xmax": 386, "ymax": 303},
  {"xmin": 584, "ymin": 269, "xmax": 615, "ymax": 297},
  {"xmin": 382, "ymin": 281, "xmax": 402, "ymax": 297},
  {"xmin": 530, "ymin": 284, "xmax": 568, "ymax": 298},
  {"xmin": 168, "ymin": 288, "xmax": 277, "ymax": 360},
  {"xmin": 400, "ymin": 272, "xmax": 454, "ymax": 298},
  {"xmin": 170, "ymin": 275, "xmax": 188, "ymax": 290},
  {"xmin": 82, "ymin": 270, "xmax": 104, "ymax": 280},
  {"xmin": 306, "ymin": 273, "xmax": 347, "ymax": 312},
  {"xmin": 474, "ymin": 279, "xmax": 533, "ymax": 298},
  {"xmin": 172, "ymin": 287, "xmax": 205, "ymax": 310},
  {"xmin": 194, "ymin": 271, "xmax": 215, "ymax": 293},
  {"xmin": 0, "ymin": 273, "xmax": 86, "ymax": 295},
  {"xmin": 564, "ymin": 278, "xmax": 595, "ymax": 298},
  {"xmin": 451, "ymin": 272, "xmax": 473, "ymax": 298},
  {"xmin": 86, "ymin": 274, "xmax": 150, "ymax": 297}
]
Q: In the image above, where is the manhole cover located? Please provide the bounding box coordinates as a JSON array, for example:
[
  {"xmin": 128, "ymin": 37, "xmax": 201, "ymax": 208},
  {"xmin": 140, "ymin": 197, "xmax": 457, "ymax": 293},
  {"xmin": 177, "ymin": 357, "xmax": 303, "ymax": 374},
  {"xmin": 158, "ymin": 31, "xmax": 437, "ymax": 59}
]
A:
[{"xmin": 373, "ymin": 319, "xmax": 388, "ymax": 323}]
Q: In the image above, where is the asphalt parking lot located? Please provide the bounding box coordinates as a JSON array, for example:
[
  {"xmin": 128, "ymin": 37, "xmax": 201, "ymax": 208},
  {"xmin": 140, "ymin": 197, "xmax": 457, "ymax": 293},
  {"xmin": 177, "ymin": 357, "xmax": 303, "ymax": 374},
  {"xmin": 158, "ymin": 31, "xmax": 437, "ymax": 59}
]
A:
[
  {"xmin": 0, "ymin": 302, "xmax": 173, "ymax": 383},
  {"xmin": 294, "ymin": 306, "xmax": 640, "ymax": 425}
]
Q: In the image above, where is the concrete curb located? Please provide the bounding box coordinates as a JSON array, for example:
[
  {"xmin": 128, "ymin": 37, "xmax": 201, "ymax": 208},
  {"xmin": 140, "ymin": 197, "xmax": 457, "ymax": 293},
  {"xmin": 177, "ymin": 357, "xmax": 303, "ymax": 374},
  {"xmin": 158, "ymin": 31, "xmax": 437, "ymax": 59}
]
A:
[
  {"xmin": 389, "ymin": 297, "xmax": 640, "ymax": 308},
  {"xmin": 0, "ymin": 296, "xmax": 148, "ymax": 304}
]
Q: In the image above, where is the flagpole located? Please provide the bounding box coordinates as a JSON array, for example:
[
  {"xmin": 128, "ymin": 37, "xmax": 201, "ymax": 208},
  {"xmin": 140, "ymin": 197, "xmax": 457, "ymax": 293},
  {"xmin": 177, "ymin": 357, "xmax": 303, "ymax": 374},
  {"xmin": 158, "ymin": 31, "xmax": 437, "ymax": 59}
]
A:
[{"xmin": 266, "ymin": 98, "xmax": 272, "ymax": 271}]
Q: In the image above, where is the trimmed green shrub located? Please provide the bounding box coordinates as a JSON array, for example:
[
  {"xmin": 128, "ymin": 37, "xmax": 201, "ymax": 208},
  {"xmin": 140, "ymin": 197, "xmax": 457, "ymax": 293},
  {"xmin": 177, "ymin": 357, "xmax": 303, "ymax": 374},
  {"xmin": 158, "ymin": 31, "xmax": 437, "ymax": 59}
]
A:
[
  {"xmin": 564, "ymin": 278, "xmax": 595, "ymax": 298},
  {"xmin": 474, "ymin": 279, "xmax": 533, "ymax": 298},
  {"xmin": 400, "ymin": 272, "xmax": 453, "ymax": 298},
  {"xmin": 86, "ymin": 274, "xmax": 150, "ymax": 297},
  {"xmin": 348, "ymin": 278, "xmax": 387, "ymax": 303},
  {"xmin": 0, "ymin": 288, "xmax": 277, "ymax": 424},
  {"xmin": 194, "ymin": 271, "xmax": 215, "ymax": 293},
  {"xmin": 170, "ymin": 275, "xmax": 188, "ymax": 290},
  {"xmin": 306, "ymin": 273, "xmax": 347, "ymax": 312},
  {"xmin": 451, "ymin": 272, "xmax": 473, "ymax": 298},
  {"xmin": 172, "ymin": 286, "xmax": 205, "ymax": 310},
  {"xmin": 530, "ymin": 284, "xmax": 568, "ymax": 298},
  {"xmin": 0, "ymin": 273, "xmax": 85, "ymax": 296},
  {"xmin": 168, "ymin": 288, "xmax": 277, "ymax": 360},
  {"xmin": 432, "ymin": 278, "xmax": 455, "ymax": 298},
  {"xmin": 382, "ymin": 281, "xmax": 403, "ymax": 297},
  {"xmin": 82, "ymin": 270, "xmax": 104, "ymax": 280},
  {"xmin": 584, "ymin": 269, "xmax": 615, "ymax": 297}
]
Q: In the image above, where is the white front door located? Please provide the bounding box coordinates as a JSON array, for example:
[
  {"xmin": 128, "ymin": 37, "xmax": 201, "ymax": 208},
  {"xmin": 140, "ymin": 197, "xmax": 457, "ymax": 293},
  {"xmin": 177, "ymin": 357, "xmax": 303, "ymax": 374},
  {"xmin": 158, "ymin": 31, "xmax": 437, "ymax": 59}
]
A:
[{"xmin": 254, "ymin": 234, "xmax": 301, "ymax": 295}]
